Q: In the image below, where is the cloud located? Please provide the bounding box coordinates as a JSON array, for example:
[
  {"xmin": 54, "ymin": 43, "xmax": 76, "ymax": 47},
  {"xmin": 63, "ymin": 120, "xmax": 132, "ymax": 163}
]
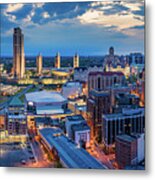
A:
[
  {"xmin": 23, "ymin": 15, "xmax": 32, "ymax": 23},
  {"xmin": 77, "ymin": 1, "xmax": 144, "ymax": 36},
  {"xmin": 42, "ymin": 11, "xmax": 50, "ymax": 19},
  {"xmin": 0, "ymin": 1, "xmax": 144, "ymax": 56},
  {"xmin": 121, "ymin": 1, "xmax": 143, "ymax": 11},
  {"xmin": 78, "ymin": 9, "xmax": 143, "ymax": 29},
  {"xmin": 33, "ymin": 3, "xmax": 45, "ymax": 8},
  {"xmin": 5, "ymin": 3, "xmax": 24, "ymax": 13}
]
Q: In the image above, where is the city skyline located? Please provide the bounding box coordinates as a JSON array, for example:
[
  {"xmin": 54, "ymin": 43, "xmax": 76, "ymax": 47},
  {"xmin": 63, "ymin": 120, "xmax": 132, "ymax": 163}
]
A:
[
  {"xmin": 1, "ymin": 1, "xmax": 144, "ymax": 56},
  {"xmin": 0, "ymin": 1, "xmax": 145, "ymax": 170}
]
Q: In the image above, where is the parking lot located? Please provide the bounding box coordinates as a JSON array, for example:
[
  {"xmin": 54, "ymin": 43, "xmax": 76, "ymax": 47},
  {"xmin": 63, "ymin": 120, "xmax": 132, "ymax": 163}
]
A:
[{"xmin": 0, "ymin": 141, "xmax": 36, "ymax": 167}]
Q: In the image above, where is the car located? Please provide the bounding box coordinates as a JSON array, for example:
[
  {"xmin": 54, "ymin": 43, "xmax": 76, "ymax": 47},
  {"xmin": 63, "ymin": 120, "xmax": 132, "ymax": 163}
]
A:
[
  {"xmin": 21, "ymin": 160, "xmax": 26, "ymax": 165},
  {"xmin": 29, "ymin": 156, "xmax": 35, "ymax": 160},
  {"xmin": 32, "ymin": 159, "xmax": 37, "ymax": 164}
]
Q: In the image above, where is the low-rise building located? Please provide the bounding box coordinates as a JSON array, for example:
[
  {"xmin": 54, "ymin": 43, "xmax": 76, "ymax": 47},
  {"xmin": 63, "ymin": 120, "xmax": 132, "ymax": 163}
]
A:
[
  {"xmin": 8, "ymin": 96, "xmax": 24, "ymax": 115},
  {"xmin": 106, "ymin": 64, "xmax": 131, "ymax": 78},
  {"xmin": 71, "ymin": 122, "xmax": 90, "ymax": 148},
  {"xmin": 0, "ymin": 83, "xmax": 21, "ymax": 96},
  {"xmin": 0, "ymin": 114, "xmax": 6, "ymax": 130},
  {"xmin": 115, "ymin": 133, "xmax": 145, "ymax": 169},
  {"xmin": 5, "ymin": 96, "xmax": 27, "ymax": 139},
  {"xmin": 74, "ymin": 66, "xmax": 103, "ymax": 83},
  {"xmin": 25, "ymin": 91, "xmax": 68, "ymax": 115},
  {"xmin": 62, "ymin": 81, "xmax": 83, "ymax": 99},
  {"xmin": 115, "ymin": 134, "xmax": 137, "ymax": 169},
  {"xmin": 25, "ymin": 91, "xmax": 73, "ymax": 130},
  {"xmin": 7, "ymin": 114, "xmax": 27, "ymax": 136},
  {"xmin": 65, "ymin": 115, "xmax": 90, "ymax": 148}
]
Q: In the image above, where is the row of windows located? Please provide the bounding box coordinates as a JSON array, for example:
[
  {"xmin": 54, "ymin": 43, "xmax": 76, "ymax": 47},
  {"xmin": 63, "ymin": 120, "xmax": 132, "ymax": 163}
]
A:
[{"xmin": 103, "ymin": 116, "xmax": 145, "ymax": 145}]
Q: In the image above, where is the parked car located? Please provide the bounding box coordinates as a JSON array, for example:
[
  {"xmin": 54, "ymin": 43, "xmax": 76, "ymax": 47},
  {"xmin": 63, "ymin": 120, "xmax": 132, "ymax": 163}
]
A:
[{"xmin": 21, "ymin": 160, "xmax": 26, "ymax": 165}]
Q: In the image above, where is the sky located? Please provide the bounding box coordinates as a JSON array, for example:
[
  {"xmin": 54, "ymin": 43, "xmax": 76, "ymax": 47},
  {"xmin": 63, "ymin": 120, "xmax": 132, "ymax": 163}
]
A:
[{"xmin": 0, "ymin": 0, "xmax": 145, "ymax": 56}]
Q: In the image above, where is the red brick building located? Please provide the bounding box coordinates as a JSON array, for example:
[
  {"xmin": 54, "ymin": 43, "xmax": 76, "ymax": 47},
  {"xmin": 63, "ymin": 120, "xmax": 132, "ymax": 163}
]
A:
[{"xmin": 115, "ymin": 135, "xmax": 137, "ymax": 169}]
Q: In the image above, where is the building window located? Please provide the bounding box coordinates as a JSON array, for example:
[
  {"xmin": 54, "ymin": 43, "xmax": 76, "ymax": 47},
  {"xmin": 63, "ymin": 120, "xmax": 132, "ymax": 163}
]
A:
[{"xmin": 98, "ymin": 77, "xmax": 101, "ymax": 90}]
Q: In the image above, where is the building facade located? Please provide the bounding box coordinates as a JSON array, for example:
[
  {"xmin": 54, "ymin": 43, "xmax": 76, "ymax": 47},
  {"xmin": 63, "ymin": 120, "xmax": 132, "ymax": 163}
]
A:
[
  {"xmin": 36, "ymin": 53, "xmax": 42, "ymax": 75},
  {"xmin": 103, "ymin": 47, "xmax": 120, "ymax": 68},
  {"xmin": 55, "ymin": 52, "xmax": 61, "ymax": 69},
  {"xmin": 7, "ymin": 114, "xmax": 27, "ymax": 135},
  {"xmin": 62, "ymin": 81, "xmax": 83, "ymax": 99},
  {"xmin": 13, "ymin": 27, "xmax": 25, "ymax": 79},
  {"xmin": 73, "ymin": 53, "xmax": 79, "ymax": 68},
  {"xmin": 88, "ymin": 71, "xmax": 126, "ymax": 94},
  {"xmin": 65, "ymin": 115, "xmax": 90, "ymax": 148},
  {"xmin": 115, "ymin": 133, "xmax": 145, "ymax": 169},
  {"xmin": 102, "ymin": 108, "xmax": 145, "ymax": 152},
  {"xmin": 87, "ymin": 90, "xmax": 111, "ymax": 142},
  {"xmin": 72, "ymin": 122, "xmax": 90, "ymax": 148},
  {"xmin": 115, "ymin": 134, "xmax": 137, "ymax": 169},
  {"xmin": 25, "ymin": 91, "xmax": 68, "ymax": 115},
  {"xmin": 6, "ymin": 96, "xmax": 27, "ymax": 137},
  {"xmin": 74, "ymin": 66, "xmax": 103, "ymax": 83}
]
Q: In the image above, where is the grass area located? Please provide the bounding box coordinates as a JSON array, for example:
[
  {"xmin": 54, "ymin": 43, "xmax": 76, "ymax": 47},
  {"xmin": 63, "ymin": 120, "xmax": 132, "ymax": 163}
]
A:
[
  {"xmin": 0, "ymin": 95, "xmax": 8, "ymax": 104},
  {"xmin": 27, "ymin": 87, "xmax": 37, "ymax": 93},
  {"xmin": 19, "ymin": 95, "xmax": 25, "ymax": 103}
]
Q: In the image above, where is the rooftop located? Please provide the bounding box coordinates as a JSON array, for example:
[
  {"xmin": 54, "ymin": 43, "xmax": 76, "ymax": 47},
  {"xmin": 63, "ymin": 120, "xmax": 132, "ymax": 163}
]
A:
[
  {"xmin": 8, "ymin": 114, "xmax": 26, "ymax": 119},
  {"xmin": 39, "ymin": 127, "xmax": 104, "ymax": 169},
  {"xmin": 9, "ymin": 96, "xmax": 24, "ymax": 107},
  {"xmin": 89, "ymin": 71, "xmax": 124, "ymax": 76},
  {"xmin": 90, "ymin": 89, "xmax": 110, "ymax": 97},
  {"xmin": 103, "ymin": 108, "xmax": 144, "ymax": 120},
  {"xmin": 71, "ymin": 122, "xmax": 90, "ymax": 132},
  {"xmin": 35, "ymin": 117, "xmax": 51, "ymax": 124},
  {"xmin": 116, "ymin": 134, "xmax": 136, "ymax": 143},
  {"xmin": 63, "ymin": 81, "xmax": 81, "ymax": 87},
  {"xmin": 66, "ymin": 115, "xmax": 85, "ymax": 122},
  {"xmin": 116, "ymin": 93, "xmax": 139, "ymax": 99},
  {"xmin": 25, "ymin": 91, "xmax": 67, "ymax": 103}
]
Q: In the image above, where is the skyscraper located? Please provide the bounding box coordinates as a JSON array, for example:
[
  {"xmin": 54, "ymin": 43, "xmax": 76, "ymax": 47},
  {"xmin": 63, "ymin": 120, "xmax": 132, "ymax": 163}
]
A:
[
  {"xmin": 109, "ymin": 46, "xmax": 114, "ymax": 56},
  {"xmin": 73, "ymin": 53, "xmax": 79, "ymax": 68},
  {"xmin": 36, "ymin": 53, "xmax": 42, "ymax": 76},
  {"xmin": 13, "ymin": 27, "xmax": 25, "ymax": 79},
  {"xmin": 55, "ymin": 52, "xmax": 60, "ymax": 69}
]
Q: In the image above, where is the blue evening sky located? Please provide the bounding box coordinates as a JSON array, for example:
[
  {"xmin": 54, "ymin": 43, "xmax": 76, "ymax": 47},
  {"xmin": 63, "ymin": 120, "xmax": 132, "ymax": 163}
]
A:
[{"xmin": 0, "ymin": 1, "xmax": 145, "ymax": 56}]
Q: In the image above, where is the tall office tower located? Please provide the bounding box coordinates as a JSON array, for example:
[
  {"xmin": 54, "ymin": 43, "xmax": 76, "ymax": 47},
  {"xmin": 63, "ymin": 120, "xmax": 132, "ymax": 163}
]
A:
[
  {"xmin": 109, "ymin": 46, "xmax": 114, "ymax": 56},
  {"xmin": 13, "ymin": 27, "xmax": 25, "ymax": 79},
  {"xmin": 87, "ymin": 90, "xmax": 111, "ymax": 142},
  {"xmin": 36, "ymin": 53, "xmax": 42, "ymax": 76},
  {"xmin": 73, "ymin": 53, "xmax": 79, "ymax": 68},
  {"xmin": 55, "ymin": 52, "xmax": 61, "ymax": 69}
]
